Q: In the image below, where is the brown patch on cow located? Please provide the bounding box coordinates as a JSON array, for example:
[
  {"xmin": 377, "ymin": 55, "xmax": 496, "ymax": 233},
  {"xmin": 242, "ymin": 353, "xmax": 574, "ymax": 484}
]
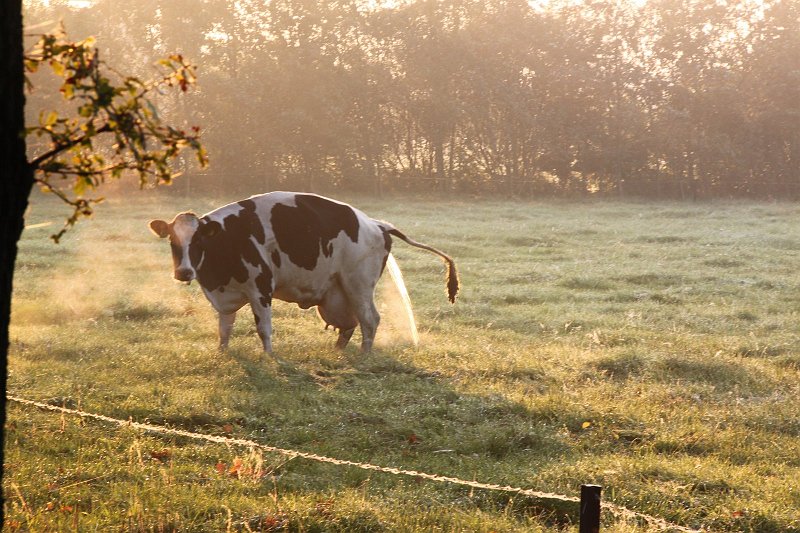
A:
[
  {"xmin": 255, "ymin": 267, "xmax": 273, "ymax": 308},
  {"xmin": 270, "ymin": 194, "xmax": 359, "ymax": 271},
  {"xmin": 190, "ymin": 202, "xmax": 268, "ymax": 292}
]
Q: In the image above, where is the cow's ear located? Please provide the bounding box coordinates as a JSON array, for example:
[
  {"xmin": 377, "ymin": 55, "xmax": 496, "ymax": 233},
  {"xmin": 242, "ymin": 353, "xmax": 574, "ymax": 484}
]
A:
[
  {"xmin": 148, "ymin": 219, "xmax": 170, "ymax": 238},
  {"xmin": 198, "ymin": 220, "xmax": 222, "ymax": 238}
]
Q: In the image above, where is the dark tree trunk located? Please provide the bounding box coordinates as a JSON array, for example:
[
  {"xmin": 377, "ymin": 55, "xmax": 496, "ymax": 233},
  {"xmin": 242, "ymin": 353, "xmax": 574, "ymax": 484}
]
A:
[{"xmin": 1, "ymin": 0, "xmax": 34, "ymax": 521}]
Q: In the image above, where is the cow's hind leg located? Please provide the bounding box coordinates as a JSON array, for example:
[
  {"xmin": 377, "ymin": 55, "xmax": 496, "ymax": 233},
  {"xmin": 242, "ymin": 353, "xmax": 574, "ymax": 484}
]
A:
[
  {"xmin": 336, "ymin": 327, "xmax": 356, "ymax": 349},
  {"xmin": 218, "ymin": 312, "xmax": 237, "ymax": 351},
  {"xmin": 356, "ymin": 302, "xmax": 379, "ymax": 353},
  {"xmin": 339, "ymin": 277, "xmax": 380, "ymax": 353},
  {"xmin": 250, "ymin": 303, "xmax": 274, "ymax": 354}
]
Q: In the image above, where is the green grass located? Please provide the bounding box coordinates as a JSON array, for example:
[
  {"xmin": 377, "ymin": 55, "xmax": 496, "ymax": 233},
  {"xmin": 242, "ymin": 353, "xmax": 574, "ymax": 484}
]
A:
[{"xmin": 5, "ymin": 190, "xmax": 800, "ymax": 531}]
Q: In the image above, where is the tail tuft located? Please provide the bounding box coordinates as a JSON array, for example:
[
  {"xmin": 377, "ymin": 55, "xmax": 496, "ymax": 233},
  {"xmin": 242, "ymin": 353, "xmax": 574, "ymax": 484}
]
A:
[{"xmin": 445, "ymin": 260, "xmax": 459, "ymax": 303}]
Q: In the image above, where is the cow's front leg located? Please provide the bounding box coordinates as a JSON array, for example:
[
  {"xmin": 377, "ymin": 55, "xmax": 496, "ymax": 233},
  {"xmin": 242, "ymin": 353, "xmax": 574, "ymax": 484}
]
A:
[
  {"xmin": 251, "ymin": 303, "xmax": 274, "ymax": 354},
  {"xmin": 218, "ymin": 311, "xmax": 237, "ymax": 350}
]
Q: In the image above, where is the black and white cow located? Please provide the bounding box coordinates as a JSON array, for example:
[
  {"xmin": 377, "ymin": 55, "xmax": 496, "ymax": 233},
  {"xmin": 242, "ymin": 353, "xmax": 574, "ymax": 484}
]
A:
[{"xmin": 149, "ymin": 192, "xmax": 458, "ymax": 354}]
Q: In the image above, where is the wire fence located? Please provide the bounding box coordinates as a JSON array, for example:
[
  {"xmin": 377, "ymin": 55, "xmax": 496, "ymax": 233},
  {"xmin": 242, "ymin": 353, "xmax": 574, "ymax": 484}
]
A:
[{"xmin": 7, "ymin": 394, "xmax": 702, "ymax": 532}]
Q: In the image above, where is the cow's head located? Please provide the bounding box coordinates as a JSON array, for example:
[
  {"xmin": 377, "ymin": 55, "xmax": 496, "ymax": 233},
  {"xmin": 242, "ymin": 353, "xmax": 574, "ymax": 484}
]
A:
[{"xmin": 149, "ymin": 212, "xmax": 220, "ymax": 283}]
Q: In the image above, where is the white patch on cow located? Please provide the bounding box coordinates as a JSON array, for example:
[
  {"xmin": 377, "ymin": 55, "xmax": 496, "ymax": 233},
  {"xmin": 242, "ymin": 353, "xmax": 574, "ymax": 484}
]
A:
[
  {"xmin": 170, "ymin": 213, "xmax": 200, "ymax": 281},
  {"xmin": 272, "ymin": 230, "xmax": 362, "ymax": 307},
  {"xmin": 203, "ymin": 283, "xmax": 247, "ymax": 315}
]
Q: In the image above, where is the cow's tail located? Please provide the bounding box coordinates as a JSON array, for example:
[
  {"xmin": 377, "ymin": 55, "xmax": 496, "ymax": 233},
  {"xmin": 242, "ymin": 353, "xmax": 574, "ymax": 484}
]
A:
[{"xmin": 386, "ymin": 227, "xmax": 459, "ymax": 303}]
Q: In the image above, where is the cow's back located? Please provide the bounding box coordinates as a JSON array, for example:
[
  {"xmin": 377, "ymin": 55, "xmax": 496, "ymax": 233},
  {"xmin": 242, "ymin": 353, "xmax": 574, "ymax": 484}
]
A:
[{"xmin": 204, "ymin": 192, "xmax": 386, "ymax": 307}]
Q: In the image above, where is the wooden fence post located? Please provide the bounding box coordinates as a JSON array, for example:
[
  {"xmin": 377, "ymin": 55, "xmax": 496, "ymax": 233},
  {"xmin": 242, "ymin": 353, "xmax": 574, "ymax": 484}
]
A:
[{"xmin": 579, "ymin": 484, "xmax": 602, "ymax": 533}]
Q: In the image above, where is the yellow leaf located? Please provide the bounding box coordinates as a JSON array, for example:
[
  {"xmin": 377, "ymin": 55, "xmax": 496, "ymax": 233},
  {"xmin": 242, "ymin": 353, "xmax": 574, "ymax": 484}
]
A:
[
  {"xmin": 43, "ymin": 111, "xmax": 58, "ymax": 127},
  {"xmin": 61, "ymin": 83, "xmax": 74, "ymax": 99},
  {"xmin": 582, "ymin": 421, "xmax": 592, "ymax": 429}
]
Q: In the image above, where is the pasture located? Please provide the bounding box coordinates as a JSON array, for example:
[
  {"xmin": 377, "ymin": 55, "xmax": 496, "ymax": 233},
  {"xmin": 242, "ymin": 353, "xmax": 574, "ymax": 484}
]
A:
[{"xmin": 5, "ymin": 190, "xmax": 800, "ymax": 531}]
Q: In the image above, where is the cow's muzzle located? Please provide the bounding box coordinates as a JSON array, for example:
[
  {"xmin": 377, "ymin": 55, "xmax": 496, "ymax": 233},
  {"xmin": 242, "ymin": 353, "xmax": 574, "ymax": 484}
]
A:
[{"xmin": 174, "ymin": 267, "xmax": 195, "ymax": 283}]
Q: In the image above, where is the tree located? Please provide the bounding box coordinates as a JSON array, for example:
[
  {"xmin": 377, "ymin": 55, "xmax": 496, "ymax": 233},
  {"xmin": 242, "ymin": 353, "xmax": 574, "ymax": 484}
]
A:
[
  {"xmin": 1, "ymin": 4, "xmax": 30, "ymax": 521},
  {"xmin": 0, "ymin": 6, "xmax": 207, "ymax": 519}
]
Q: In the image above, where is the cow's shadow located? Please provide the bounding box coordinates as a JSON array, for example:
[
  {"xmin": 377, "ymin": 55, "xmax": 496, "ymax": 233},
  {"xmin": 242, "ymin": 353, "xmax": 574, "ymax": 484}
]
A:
[{"xmin": 224, "ymin": 338, "xmax": 583, "ymax": 527}]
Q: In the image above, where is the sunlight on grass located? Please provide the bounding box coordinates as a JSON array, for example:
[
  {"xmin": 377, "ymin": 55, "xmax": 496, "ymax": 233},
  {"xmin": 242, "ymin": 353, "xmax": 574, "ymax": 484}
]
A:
[{"xmin": 6, "ymin": 191, "xmax": 800, "ymax": 531}]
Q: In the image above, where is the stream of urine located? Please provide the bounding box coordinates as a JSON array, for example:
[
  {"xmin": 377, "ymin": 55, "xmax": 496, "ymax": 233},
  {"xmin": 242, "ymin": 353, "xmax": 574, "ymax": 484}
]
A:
[{"xmin": 385, "ymin": 253, "xmax": 419, "ymax": 346}]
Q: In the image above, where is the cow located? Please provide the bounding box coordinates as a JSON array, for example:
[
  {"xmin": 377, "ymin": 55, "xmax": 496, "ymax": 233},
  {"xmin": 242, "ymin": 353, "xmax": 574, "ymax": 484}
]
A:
[{"xmin": 148, "ymin": 192, "xmax": 458, "ymax": 354}]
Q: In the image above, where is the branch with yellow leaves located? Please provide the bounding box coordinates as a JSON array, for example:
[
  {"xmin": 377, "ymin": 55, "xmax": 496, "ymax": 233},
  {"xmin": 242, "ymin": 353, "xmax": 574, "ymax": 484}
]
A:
[{"xmin": 24, "ymin": 26, "xmax": 208, "ymax": 242}]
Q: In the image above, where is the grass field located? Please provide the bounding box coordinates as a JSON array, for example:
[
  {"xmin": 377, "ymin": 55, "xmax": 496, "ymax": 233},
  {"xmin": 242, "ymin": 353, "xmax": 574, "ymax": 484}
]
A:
[{"xmin": 5, "ymin": 190, "xmax": 800, "ymax": 531}]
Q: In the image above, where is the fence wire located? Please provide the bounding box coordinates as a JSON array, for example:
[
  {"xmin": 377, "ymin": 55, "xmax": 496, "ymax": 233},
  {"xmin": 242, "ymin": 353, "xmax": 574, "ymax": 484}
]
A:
[{"xmin": 7, "ymin": 395, "xmax": 702, "ymax": 532}]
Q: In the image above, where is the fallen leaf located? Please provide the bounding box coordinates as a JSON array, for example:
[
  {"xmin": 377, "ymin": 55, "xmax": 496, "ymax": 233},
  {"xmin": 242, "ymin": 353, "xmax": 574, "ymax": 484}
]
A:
[
  {"xmin": 215, "ymin": 461, "xmax": 226, "ymax": 475},
  {"xmin": 315, "ymin": 498, "xmax": 335, "ymax": 518},
  {"xmin": 150, "ymin": 449, "xmax": 171, "ymax": 462},
  {"xmin": 228, "ymin": 457, "xmax": 243, "ymax": 477}
]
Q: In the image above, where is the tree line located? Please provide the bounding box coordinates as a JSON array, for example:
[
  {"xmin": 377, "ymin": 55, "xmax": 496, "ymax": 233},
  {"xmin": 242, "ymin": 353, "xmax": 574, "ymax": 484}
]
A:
[{"xmin": 25, "ymin": 0, "xmax": 800, "ymax": 199}]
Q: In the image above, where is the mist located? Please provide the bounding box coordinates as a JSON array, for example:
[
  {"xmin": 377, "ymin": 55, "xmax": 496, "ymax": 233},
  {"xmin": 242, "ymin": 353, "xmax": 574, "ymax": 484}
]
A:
[{"xmin": 22, "ymin": 0, "xmax": 799, "ymax": 200}]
